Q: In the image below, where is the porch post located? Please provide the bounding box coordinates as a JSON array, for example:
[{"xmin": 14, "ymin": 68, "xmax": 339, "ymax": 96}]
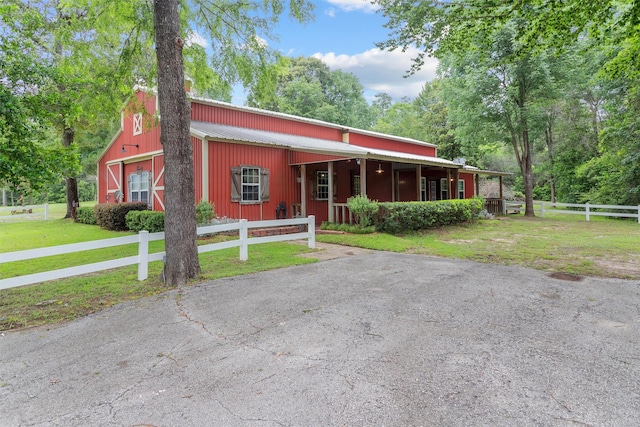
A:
[
  {"xmin": 300, "ymin": 164, "xmax": 307, "ymax": 217},
  {"xmin": 360, "ymin": 159, "xmax": 367, "ymax": 197},
  {"xmin": 394, "ymin": 170, "xmax": 400, "ymax": 201},
  {"xmin": 416, "ymin": 165, "xmax": 421, "ymax": 201},
  {"xmin": 328, "ymin": 161, "xmax": 334, "ymax": 222},
  {"xmin": 391, "ymin": 166, "xmax": 396, "ymax": 202},
  {"xmin": 454, "ymin": 168, "xmax": 460, "ymax": 199},
  {"xmin": 499, "ymin": 175, "xmax": 504, "ymax": 199},
  {"xmin": 446, "ymin": 169, "xmax": 451, "ymax": 199}
]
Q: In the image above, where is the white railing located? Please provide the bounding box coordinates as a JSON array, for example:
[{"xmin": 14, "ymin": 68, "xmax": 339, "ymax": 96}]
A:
[
  {"xmin": 0, "ymin": 204, "xmax": 49, "ymax": 220},
  {"xmin": 504, "ymin": 201, "xmax": 640, "ymax": 223},
  {"xmin": 0, "ymin": 216, "xmax": 315, "ymax": 290}
]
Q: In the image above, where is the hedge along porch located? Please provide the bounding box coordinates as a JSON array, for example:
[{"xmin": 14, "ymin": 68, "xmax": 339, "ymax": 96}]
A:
[{"xmin": 97, "ymin": 89, "xmax": 507, "ymax": 225}]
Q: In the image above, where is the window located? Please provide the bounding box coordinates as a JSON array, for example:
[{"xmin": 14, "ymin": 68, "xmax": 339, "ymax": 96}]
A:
[
  {"xmin": 317, "ymin": 171, "xmax": 329, "ymax": 200},
  {"xmin": 133, "ymin": 113, "xmax": 142, "ymax": 136},
  {"xmin": 352, "ymin": 174, "xmax": 361, "ymax": 197},
  {"xmin": 242, "ymin": 167, "xmax": 260, "ymax": 202},
  {"xmin": 458, "ymin": 180, "xmax": 465, "ymax": 199},
  {"xmin": 440, "ymin": 178, "xmax": 449, "ymax": 200},
  {"xmin": 231, "ymin": 166, "xmax": 270, "ymax": 203},
  {"xmin": 129, "ymin": 171, "xmax": 150, "ymax": 204},
  {"xmin": 420, "ymin": 177, "xmax": 427, "ymax": 201}
]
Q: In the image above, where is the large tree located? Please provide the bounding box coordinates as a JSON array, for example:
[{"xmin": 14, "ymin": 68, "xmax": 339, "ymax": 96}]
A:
[
  {"xmin": 248, "ymin": 56, "xmax": 374, "ymax": 129},
  {"xmin": 0, "ymin": 0, "xmax": 155, "ymax": 215},
  {"xmin": 373, "ymin": 0, "xmax": 640, "ymax": 214},
  {"xmin": 151, "ymin": 0, "xmax": 312, "ymax": 286}
]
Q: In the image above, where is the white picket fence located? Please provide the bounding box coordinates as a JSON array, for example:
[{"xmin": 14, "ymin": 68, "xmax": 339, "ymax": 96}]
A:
[
  {"xmin": 0, "ymin": 216, "xmax": 316, "ymax": 290},
  {"xmin": 504, "ymin": 201, "xmax": 640, "ymax": 223},
  {"xmin": 0, "ymin": 204, "xmax": 49, "ymax": 220}
]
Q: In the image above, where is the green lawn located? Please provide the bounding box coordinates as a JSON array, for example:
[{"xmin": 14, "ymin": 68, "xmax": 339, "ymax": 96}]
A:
[
  {"xmin": 1, "ymin": 213, "xmax": 639, "ymax": 331},
  {"xmin": 317, "ymin": 214, "xmax": 640, "ymax": 279},
  {"xmin": 0, "ymin": 218, "xmax": 316, "ymax": 330}
]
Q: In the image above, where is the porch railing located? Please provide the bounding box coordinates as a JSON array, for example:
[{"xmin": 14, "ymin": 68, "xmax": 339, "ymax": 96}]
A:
[
  {"xmin": 484, "ymin": 198, "xmax": 504, "ymax": 215},
  {"xmin": 333, "ymin": 203, "xmax": 354, "ymax": 224}
]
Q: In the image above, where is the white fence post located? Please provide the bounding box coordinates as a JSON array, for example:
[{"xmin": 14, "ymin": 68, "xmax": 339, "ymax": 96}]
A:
[
  {"xmin": 239, "ymin": 219, "xmax": 248, "ymax": 261},
  {"xmin": 138, "ymin": 230, "xmax": 149, "ymax": 281},
  {"xmin": 541, "ymin": 201, "xmax": 545, "ymax": 218},
  {"xmin": 586, "ymin": 203, "xmax": 590, "ymax": 221},
  {"xmin": 44, "ymin": 203, "xmax": 49, "ymax": 220},
  {"xmin": 308, "ymin": 215, "xmax": 315, "ymax": 249},
  {"xmin": 502, "ymin": 199, "xmax": 506, "ymax": 216}
]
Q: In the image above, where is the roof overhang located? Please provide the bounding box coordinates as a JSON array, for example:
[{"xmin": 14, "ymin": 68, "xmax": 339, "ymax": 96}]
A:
[{"xmin": 191, "ymin": 121, "xmax": 462, "ymax": 168}]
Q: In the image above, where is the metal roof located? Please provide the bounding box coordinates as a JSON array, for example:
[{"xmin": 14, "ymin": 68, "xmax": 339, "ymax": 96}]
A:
[
  {"xmin": 188, "ymin": 95, "xmax": 437, "ymax": 149},
  {"xmin": 190, "ymin": 121, "xmax": 367, "ymax": 157},
  {"xmin": 190, "ymin": 121, "xmax": 464, "ymax": 168}
]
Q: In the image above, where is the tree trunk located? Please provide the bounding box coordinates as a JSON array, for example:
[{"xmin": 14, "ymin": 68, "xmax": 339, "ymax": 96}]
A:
[
  {"xmin": 545, "ymin": 125, "xmax": 556, "ymax": 203},
  {"xmin": 521, "ymin": 129, "xmax": 535, "ymax": 216},
  {"xmin": 153, "ymin": 0, "xmax": 200, "ymax": 286},
  {"xmin": 62, "ymin": 127, "xmax": 79, "ymax": 219}
]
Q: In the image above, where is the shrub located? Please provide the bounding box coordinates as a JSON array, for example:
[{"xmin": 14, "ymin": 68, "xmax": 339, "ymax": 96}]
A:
[
  {"xmin": 126, "ymin": 210, "xmax": 165, "ymax": 232},
  {"xmin": 94, "ymin": 202, "xmax": 148, "ymax": 231},
  {"xmin": 376, "ymin": 198, "xmax": 484, "ymax": 234},
  {"xmin": 195, "ymin": 200, "xmax": 215, "ymax": 225},
  {"xmin": 76, "ymin": 206, "xmax": 96, "ymax": 225},
  {"xmin": 321, "ymin": 222, "xmax": 375, "ymax": 234},
  {"xmin": 347, "ymin": 195, "xmax": 379, "ymax": 228}
]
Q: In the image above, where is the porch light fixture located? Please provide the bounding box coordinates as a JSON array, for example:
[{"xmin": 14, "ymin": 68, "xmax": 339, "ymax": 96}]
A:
[
  {"xmin": 375, "ymin": 163, "xmax": 384, "ymax": 174},
  {"xmin": 356, "ymin": 158, "xmax": 361, "ymax": 165},
  {"xmin": 122, "ymin": 144, "xmax": 139, "ymax": 153}
]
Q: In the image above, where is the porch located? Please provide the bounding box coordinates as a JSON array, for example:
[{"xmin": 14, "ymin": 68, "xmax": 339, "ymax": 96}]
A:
[{"xmin": 289, "ymin": 157, "xmax": 508, "ymax": 225}]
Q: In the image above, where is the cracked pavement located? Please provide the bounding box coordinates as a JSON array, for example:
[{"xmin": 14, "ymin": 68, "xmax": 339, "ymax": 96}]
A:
[{"xmin": 1, "ymin": 252, "xmax": 640, "ymax": 426}]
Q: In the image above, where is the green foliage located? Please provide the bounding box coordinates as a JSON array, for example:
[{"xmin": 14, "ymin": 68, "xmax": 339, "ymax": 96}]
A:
[
  {"xmin": 0, "ymin": 86, "xmax": 80, "ymax": 192},
  {"xmin": 346, "ymin": 195, "xmax": 379, "ymax": 228},
  {"xmin": 94, "ymin": 202, "xmax": 148, "ymax": 231},
  {"xmin": 195, "ymin": 200, "xmax": 215, "ymax": 225},
  {"xmin": 320, "ymin": 222, "xmax": 376, "ymax": 234},
  {"xmin": 376, "ymin": 198, "xmax": 484, "ymax": 234},
  {"xmin": 76, "ymin": 206, "xmax": 96, "ymax": 225},
  {"xmin": 248, "ymin": 56, "xmax": 375, "ymax": 129},
  {"xmin": 125, "ymin": 210, "xmax": 165, "ymax": 233}
]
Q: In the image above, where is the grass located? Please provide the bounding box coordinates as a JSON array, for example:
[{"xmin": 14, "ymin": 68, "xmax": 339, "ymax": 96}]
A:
[
  {"xmin": 0, "ymin": 201, "xmax": 94, "ymax": 221},
  {"xmin": 0, "ymin": 218, "xmax": 316, "ymax": 331},
  {"xmin": 317, "ymin": 214, "xmax": 640, "ymax": 280},
  {"xmin": 1, "ymin": 213, "xmax": 639, "ymax": 331}
]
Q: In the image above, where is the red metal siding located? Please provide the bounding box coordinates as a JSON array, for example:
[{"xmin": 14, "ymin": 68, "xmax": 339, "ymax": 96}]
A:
[
  {"xmin": 191, "ymin": 102, "xmax": 343, "ymax": 140},
  {"xmin": 207, "ymin": 141, "xmax": 298, "ymax": 221},
  {"xmin": 98, "ymin": 92, "xmax": 162, "ymax": 204},
  {"xmin": 460, "ymin": 173, "xmax": 475, "ymax": 198},
  {"xmin": 349, "ymin": 133, "xmax": 437, "ymax": 157},
  {"xmin": 192, "ymin": 137, "xmax": 203, "ymax": 203}
]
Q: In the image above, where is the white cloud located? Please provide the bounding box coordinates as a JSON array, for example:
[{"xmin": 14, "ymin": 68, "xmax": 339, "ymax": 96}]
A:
[
  {"xmin": 325, "ymin": 8, "xmax": 336, "ymax": 17},
  {"xmin": 325, "ymin": 0, "xmax": 378, "ymax": 13},
  {"xmin": 312, "ymin": 47, "xmax": 439, "ymax": 100},
  {"xmin": 186, "ymin": 31, "xmax": 208, "ymax": 48}
]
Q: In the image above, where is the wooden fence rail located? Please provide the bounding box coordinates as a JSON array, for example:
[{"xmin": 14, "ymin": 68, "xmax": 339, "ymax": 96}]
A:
[
  {"xmin": 504, "ymin": 201, "xmax": 640, "ymax": 223},
  {"xmin": 0, "ymin": 216, "xmax": 315, "ymax": 290}
]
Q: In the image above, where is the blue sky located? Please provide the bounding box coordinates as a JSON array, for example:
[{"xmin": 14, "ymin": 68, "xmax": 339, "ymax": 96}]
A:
[{"xmin": 231, "ymin": 0, "xmax": 439, "ymax": 104}]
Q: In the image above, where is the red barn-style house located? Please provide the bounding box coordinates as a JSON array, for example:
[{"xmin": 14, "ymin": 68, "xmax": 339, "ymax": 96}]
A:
[{"xmin": 97, "ymin": 89, "xmax": 504, "ymax": 224}]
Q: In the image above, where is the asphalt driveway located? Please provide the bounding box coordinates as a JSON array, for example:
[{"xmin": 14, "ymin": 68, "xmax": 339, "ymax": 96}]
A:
[{"xmin": 1, "ymin": 252, "xmax": 639, "ymax": 426}]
